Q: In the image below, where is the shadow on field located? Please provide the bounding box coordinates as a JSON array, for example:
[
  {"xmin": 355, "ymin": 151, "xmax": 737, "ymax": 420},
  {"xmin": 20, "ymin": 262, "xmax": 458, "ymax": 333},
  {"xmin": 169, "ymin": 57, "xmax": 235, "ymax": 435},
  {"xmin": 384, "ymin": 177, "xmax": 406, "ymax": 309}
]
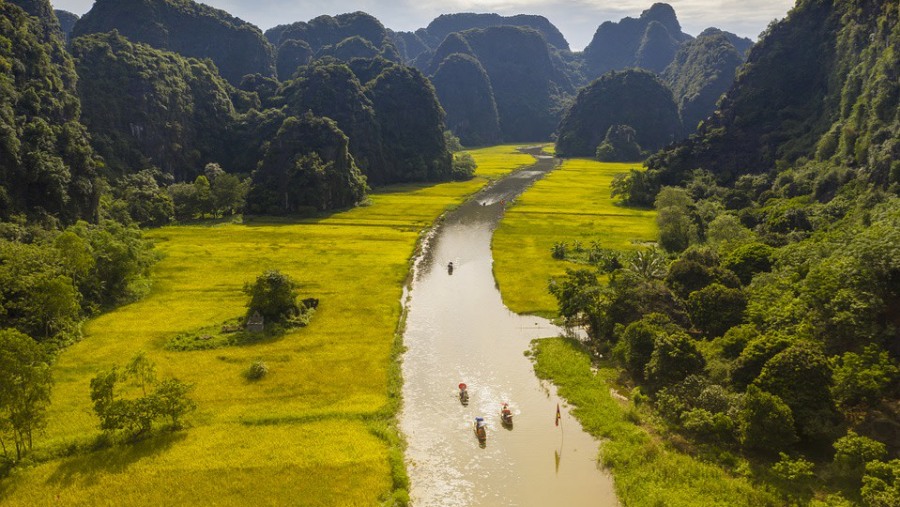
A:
[{"xmin": 45, "ymin": 432, "xmax": 187, "ymax": 487}]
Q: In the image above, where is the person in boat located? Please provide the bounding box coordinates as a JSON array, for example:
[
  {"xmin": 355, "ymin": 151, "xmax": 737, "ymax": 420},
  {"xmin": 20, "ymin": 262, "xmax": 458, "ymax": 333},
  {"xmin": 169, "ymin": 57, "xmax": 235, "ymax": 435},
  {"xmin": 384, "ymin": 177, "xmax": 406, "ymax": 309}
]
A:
[
  {"xmin": 501, "ymin": 403, "xmax": 512, "ymax": 420},
  {"xmin": 459, "ymin": 383, "xmax": 468, "ymax": 400},
  {"xmin": 475, "ymin": 417, "xmax": 487, "ymax": 438},
  {"xmin": 447, "ymin": 261, "xmax": 454, "ymax": 274}
]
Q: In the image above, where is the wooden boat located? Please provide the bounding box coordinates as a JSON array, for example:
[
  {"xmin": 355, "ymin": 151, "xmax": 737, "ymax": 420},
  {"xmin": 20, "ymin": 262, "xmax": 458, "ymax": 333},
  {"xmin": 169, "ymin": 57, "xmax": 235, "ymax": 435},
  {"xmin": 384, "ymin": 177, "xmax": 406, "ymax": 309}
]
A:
[
  {"xmin": 474, "ymin": 417, "xmax": 487, "ymax": 443},
  {"xmin": 459, "ymin": 383, "xmax": 469, "ymax": 406},
  {"xmin": 500, "ymin": 404, "xmax": 513, "ymax": 428}
]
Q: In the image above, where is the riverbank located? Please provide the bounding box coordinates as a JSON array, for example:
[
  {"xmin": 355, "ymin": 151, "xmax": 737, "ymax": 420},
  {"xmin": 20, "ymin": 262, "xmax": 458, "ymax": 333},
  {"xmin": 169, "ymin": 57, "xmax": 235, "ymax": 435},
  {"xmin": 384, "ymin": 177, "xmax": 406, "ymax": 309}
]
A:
[
  {"xmin": 492, "ymin": 156, "xmax": 780, "ymax": 505},
  {"xmin": 0, "ymin": 146, "xmax": 531, "ymax": 506},
  {"xmin": 531, "ymin": 338, "xmax": 777, "ymax": 506}
]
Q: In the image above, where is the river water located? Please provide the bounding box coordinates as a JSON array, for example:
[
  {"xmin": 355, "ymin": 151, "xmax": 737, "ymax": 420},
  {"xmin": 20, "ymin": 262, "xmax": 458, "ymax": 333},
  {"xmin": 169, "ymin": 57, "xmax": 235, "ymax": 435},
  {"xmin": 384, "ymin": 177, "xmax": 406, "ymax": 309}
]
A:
[{"xmin": 399, "ymin": 149, "xmax": 618, "ymax": 506}]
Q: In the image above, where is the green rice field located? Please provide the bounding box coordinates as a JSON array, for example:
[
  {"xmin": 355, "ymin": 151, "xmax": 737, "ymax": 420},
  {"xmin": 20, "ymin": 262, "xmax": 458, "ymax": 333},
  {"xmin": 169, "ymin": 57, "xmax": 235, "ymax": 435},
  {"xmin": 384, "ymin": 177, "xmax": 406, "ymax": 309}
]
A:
[
  {"xmin": 0, "ymin": 146, "xmax": 532, "ymax": 506},
  {"xmin": 492, "ymin": 157, "xmax": 657, "ymax": 316}
]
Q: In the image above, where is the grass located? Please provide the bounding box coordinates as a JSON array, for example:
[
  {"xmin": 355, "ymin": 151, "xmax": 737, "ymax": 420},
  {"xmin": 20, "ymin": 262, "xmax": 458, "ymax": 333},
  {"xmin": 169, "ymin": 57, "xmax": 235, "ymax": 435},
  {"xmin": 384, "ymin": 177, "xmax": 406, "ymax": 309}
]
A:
[
  {"xmin": 531, "ymin": 338, "xmax": 779, "ymax": 506},
  {"xmin": 0, "ymin": 145, "xmax": 533, "ymax": 506},
  {"xmin": 492, "ymin": 155, "xmax": 785, "ymax": 505},
  {"xmin": 492, "ymin": 157, "xmax": 657, "ymax": 316}
]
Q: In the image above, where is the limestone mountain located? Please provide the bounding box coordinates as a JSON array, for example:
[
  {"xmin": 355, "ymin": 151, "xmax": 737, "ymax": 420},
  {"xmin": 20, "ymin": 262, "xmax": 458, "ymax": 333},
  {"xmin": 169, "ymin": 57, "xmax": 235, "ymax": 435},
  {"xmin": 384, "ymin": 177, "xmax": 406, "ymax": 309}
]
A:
[
  {"xmin": 556, "ymin": 69, "xmax": 682, "ymax": 158},
  {"xmin": 72, "ymin": 0, "xmax": 275, "ymax": 84},
  {"xmin": 71, "ymin": 31, "xmax": 236, "ymax": 181},
  {"xmin": 428, "ymin": 26, "xmax": 572, "ymax": 142},
  {"xmin": 53, "ymin": 9, "xmax": 78, "ymax": 42},
  {"xmin": 266, "ymin": 12, "xmax": 400, "ymax": 78},
  {"xmin": 582, "ymin": 3, "xmax": 692, "ymax": 79},
  {"xmin": 662, "ymin": 29, "xmax": 746, "ymax": 133},
  {"xmin": 431, "ymin": 53, "xmax": 501, "ymax": 146},
  {"xmin": 648, "ymin": 0, "xmax": 900, "ymax": 187},
  {"xmin": 412, "ymin": 13, "xmax": 569, "ymax": 52}
]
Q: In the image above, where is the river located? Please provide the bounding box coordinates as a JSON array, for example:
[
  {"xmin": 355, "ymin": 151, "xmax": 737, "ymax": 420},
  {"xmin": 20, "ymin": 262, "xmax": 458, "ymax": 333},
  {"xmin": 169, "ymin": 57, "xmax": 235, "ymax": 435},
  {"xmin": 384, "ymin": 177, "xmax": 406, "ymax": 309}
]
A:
[{"xmin": 399, "ymin": 148, "xmax": 618, "ymax": 506}]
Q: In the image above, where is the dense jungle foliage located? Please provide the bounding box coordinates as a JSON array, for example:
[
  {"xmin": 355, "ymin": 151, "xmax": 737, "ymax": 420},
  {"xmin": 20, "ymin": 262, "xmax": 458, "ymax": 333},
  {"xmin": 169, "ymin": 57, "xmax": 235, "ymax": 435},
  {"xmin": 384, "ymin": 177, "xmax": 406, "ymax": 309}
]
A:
[{"xmin": 551, "ymin": 1, "xmax": 900, "ymax": 504}]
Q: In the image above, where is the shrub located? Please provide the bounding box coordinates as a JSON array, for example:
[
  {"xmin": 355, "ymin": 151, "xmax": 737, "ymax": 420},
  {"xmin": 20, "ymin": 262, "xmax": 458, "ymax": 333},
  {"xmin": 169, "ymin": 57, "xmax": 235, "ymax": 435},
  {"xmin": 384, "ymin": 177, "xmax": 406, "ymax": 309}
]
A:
[
  {"xmin": 246, "ymin": 361, "xmax": 269, "ymax": 381},
  {"xmin": 551, "ymin": 242, "xmax": 568, "ymax": 259}
]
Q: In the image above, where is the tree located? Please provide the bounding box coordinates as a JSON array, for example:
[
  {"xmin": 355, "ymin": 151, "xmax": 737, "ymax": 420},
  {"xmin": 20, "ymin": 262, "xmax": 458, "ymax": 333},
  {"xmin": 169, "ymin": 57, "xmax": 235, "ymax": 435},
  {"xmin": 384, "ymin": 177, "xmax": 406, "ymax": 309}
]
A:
[
  {"xmin": 738, "ymin": 385, "xmax": 798, "ymax": 455},
  {"xmin": 0, "ymin": 329, "xmax": 53, "ymax": 461},
  {"xmin": 615, "ymin": 313, "xmax": 673, "ymax": 380},
  {"xmin": 833, "ymin": 431, "xmax": 888, "ymax": 486},
  {"xmin": 724, "ymin": 243, "xmax": 774, "ymax": 285},
  {"xmin": 862, "ymin": 459, "xmax": 900, "ymax": 507},
  {"xmin": 755, "ymin": 343, "xmax": 837, "ymax": 442},
  {"xmin": 153, "ymin": 379, "xmax": 196, "ymax": 429},
  {"xmin": 655, "ymin": 187, "xmax": 698, "ymax": 253},
  {"xmin": 210, "ymin": 173, "xmax": 248, "ymax": 217},
  {"xmin": 830, "ymin": 345, "xmax": 899, "ymax": 415},
  {"xmin": 548, "ymin": 269, "xmax": 603, "ymax": 337},
  {"xmin": 730, "ymin": 333, "xmax": 792, "ymax": 388},
  {"xmin": 687, "ymin": 283, "xmax": 746, "ymax": 337},
  {"xmin": 644, "ymin": 330, "xmax": 705, "ymax": 391},
  {"xmin": 90, "ymin": 358, "xmax": 195, "ymax": 435},
  {"xmin": 244, "ymin": 270, "xmax": 302, "ymax": 325},
  {"xmin": 125, "ymin": 352, "xmax": 157, "ymax": 396}
]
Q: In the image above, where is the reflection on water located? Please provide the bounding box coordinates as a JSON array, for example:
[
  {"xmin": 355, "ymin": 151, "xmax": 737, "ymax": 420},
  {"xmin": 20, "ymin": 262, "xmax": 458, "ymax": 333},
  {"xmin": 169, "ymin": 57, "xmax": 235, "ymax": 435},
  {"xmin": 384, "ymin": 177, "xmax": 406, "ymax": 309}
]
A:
[{"xmin": 400, "ymin": 150, "xmax": 618, "ymax": 506}]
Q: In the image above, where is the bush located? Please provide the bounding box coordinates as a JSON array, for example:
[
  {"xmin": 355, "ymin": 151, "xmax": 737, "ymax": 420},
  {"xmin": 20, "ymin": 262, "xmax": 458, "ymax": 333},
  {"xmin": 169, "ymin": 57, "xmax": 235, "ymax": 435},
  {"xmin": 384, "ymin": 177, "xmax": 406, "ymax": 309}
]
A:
[
  {"xmin": 246, "ymin": 361, "xmax": 269, "ymax": 381},
  {"xmin": 551, "ymin": 242, "xmax": 568, "ymax": 260},
  {"xmin": 450, "ymin": 152, "xmax": 476, "ymax": 180}
]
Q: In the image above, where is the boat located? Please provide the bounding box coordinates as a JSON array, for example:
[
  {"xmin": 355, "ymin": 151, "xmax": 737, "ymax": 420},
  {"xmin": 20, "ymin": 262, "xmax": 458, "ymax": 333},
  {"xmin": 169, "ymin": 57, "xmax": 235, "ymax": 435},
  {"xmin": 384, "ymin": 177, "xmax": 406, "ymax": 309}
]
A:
[
  {"xmin": 500, "ymin": 403, "xmax": 513, "ymax": 428},
  {"xmin": 458, "ymin": 383, "xmax": 469, "ymax": 406},
  {"xmin": 474, "ymin": 417, "xmax": 487, "ymax": 443}
]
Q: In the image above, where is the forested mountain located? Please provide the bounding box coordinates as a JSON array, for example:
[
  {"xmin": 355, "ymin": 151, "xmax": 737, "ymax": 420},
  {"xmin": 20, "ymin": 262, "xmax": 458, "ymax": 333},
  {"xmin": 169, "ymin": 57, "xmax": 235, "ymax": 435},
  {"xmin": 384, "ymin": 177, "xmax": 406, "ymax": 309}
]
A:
[
  {"xmin": 272, "ymin": 58, "xmax": 451, "ymax": 185},
  {"xmin": 1, "ymin": 0, "xmax": 99, "ymax": 224},
  {"xmin": 402, "ymin": 12, "xmax": 570, "ymax": 55},
  {"xmin": 266, "ymin": 12, "xmax": 400, "ymax": 78},
  {"xmin": 426, "ymin": 26, "xmax": 572, "ymax": 142},
  {"xmin": 71, "ymin": 31, "xmax": 236, "ymax": 182},
  {"xmin": 662, "ymin": 29, "xmax": 745, "ymax": 133},
  {"xmin": 431, "ymin": 53, "xmax": 501, "ymax": 146},
  {"xmin": 556, "ymin": 70, "xmax": 681, "ymax": 158},
  {"xmin": 53, "ymin": 9, "xmax": 77, "ymax": 42},
  {"xmin": 648, "ymin": 0, "xmax": 900, "ymax": 186},
  {"xmin": 72, "ymin": 0, "xmax": 275, "ymax": 84},
  {"xmin": 582, "ymin": 3, "xmax": 692, "ymax": 78}
]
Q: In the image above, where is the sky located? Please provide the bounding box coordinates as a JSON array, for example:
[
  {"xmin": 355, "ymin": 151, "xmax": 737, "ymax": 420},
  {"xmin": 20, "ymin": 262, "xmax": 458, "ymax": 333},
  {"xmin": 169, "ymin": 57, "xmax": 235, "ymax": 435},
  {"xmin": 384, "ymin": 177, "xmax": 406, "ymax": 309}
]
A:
[{"xmin": 50, "ymin": 0, "xmax": 796, "ymax": 51}]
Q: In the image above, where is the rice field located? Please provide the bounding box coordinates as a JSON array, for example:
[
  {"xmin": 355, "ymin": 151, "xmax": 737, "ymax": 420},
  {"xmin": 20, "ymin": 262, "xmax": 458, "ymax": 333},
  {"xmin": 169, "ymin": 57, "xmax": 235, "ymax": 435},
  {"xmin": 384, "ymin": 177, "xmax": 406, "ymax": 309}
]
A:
[
  {"xmin": 0, "ymin": 146, "xmax": 533, "ymax": 506},
  {"xmin": 492, "ymin": 158, "xmax": 657, "ymax": 316}
]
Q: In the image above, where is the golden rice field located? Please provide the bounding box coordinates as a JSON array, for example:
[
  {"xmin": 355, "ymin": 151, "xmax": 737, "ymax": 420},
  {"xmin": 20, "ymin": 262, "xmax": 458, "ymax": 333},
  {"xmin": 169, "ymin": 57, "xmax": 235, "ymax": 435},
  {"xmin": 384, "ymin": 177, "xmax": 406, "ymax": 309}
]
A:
[
  {"xmin": 0, "ymin": 145, "xmax": 533, "ymax": 506},
  {"xmin": 492, "ymin": 158, "xmax": 657, "ymax": 316}
]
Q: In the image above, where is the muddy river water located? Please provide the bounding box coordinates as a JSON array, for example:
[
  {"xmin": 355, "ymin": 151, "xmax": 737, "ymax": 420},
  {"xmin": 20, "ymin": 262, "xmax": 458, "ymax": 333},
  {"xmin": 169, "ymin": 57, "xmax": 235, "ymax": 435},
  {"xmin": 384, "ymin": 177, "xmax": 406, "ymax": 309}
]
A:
[{"xmin": 399, "ymin": 149, "xmax": 618, "ymax": 506}]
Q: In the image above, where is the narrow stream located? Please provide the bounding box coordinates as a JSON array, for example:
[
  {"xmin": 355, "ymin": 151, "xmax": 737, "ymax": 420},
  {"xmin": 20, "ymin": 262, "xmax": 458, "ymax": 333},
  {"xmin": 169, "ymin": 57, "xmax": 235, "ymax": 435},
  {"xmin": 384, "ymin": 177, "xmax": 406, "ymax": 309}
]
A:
[{"xmin": 399, "ymin": 148, "xmax": 618, "ymax": 506}]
